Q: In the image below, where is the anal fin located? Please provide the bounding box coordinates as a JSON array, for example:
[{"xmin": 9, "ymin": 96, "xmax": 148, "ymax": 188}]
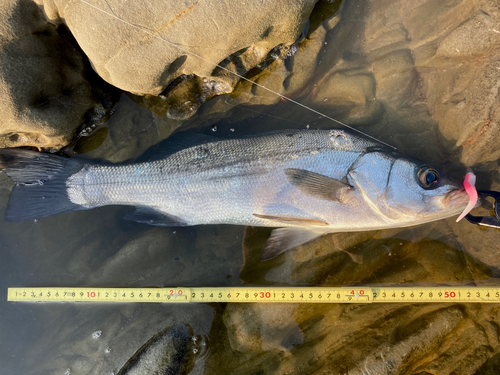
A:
[
  {"xmin": 124, "ymin": 207, "xmax": 188, "ymax": 227},
  {"xmin": 261, "ymin": 227, "xmax": 330, "ymax": 260}
]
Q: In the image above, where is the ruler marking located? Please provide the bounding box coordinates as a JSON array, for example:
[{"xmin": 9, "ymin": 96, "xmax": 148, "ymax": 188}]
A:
[{"xmin": 7, "ymin": 287, "xmax": 500, "ymax": 303}]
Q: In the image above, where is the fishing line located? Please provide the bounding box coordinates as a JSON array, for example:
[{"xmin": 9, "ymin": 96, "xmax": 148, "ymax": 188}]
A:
[
  {"xmin": 223, "ymin": 98, "xmax": 307, "ymax": 126},
  {"xmin": 78, "ymin": 0, "xmax": 397, "ymax": 150}
]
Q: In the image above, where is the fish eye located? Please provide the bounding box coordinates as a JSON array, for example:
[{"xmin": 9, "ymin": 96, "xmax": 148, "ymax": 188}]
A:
[{"xmin": 417, "ymin": 166, "xmax": 440, "ymax": 189}]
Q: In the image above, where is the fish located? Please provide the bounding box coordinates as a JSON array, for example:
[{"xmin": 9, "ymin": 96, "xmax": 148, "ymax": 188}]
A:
[{"xmin": 0, "ymin": 129, "xmax": 470, "ymax": 260}]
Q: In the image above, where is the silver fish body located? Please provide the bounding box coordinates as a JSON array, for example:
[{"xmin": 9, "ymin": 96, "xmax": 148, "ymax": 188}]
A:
[{"xmin": 0, "ymin": 129, "xmax": 469, "ymax": 259}]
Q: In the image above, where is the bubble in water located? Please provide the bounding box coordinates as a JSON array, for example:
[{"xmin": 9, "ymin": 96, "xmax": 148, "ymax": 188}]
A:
[
  {"xmin": 211, "ymin": 125, "xmax": 217, "ymax": 132},
  {"xmin": 92, "ymin": 330, "xmax": 102, "ymax": 339},
  {"xmin": 105, "ymin": 347, "xmax": 111, "ymax": 354}
]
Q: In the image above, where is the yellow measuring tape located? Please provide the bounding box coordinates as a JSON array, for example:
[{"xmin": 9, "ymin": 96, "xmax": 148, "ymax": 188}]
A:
[{"xmin": 7, "ymin": 286, "xmax": 500, "ymax": 303}]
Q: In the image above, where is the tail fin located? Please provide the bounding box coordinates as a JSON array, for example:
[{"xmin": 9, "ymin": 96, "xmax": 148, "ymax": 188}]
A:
[{"xmin": 0, "ymin": 148, "xmax": 86, "ymax": 222}]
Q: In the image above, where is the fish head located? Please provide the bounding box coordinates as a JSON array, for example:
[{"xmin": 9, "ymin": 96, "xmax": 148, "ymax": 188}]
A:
[{"xmin": 384, "ymin": 157, "xmax": 470, "ymax": 223}]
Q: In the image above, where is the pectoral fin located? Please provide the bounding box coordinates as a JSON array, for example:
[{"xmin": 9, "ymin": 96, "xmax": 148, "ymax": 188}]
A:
[
  {"xmin": 260, "ymin": 227, "xmax": 330, "ymax": 260},
  {"xmin": 285, "ymin": 168, "xmax": 352, "ymax": 201},
  {"xmin": 253, "ymin": 213, "xmax": 328, "ymax": 226}
]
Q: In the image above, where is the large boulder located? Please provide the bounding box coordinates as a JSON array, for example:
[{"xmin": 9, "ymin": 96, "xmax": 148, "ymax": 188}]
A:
[
  {"xmin": 36, "ymin": 0, "xmax": 318, "ymax": 117},
  {"xmin": 0, "ymin": 0, "xmax": 319, "ymax": 151},
  {"xmin": 362, "ymin": 0, "xmax": 500, "ymax": 166},
  {"xmin": 0, "ymin": 0, "xmax": 115, "ymax": 151}
]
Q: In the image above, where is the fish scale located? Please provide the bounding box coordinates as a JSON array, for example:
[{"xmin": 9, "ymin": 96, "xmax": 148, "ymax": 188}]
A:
[{"xmin": 68, "ymin": 131, "xmax": 366, "ymax": 224}]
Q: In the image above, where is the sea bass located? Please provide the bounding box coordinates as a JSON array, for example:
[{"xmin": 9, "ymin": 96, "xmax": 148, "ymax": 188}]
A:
[{"xmin": 0, "ymin": 129, "xmax": 469, "ymax": 259}]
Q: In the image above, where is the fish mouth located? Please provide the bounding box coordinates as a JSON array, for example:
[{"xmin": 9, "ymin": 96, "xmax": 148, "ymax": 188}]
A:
[
  {"xmin": 443, "ymin": 187, "xmax": 477, "ymax": 209},
  {"xmin": 418, "ymin": 187, "xmax": 472, "ymax": 220}
]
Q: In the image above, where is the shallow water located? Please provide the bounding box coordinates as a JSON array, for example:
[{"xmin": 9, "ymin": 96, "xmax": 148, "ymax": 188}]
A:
[{"xmin": 2, "ymin": 0, "xmax": 500, "ymax": 374}]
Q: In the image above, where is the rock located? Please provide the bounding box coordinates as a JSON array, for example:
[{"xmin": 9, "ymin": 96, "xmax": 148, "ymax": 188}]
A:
[
  {"xmin": 0, "ymin": 0, "xmax": 116, "ymax": 151},
  {"xmin": 35, "ymin": 0, "xmax": 318, "ymax": 101},
  {"xmin": 316, "ymin": 72, "xmax": 374, "ymax": 106},
  {"xmin": 240, "ymin": 226, "xmax": 492, "ymax": 286},
  {"xmin": 426, "ymin": 59, "xmax": 500, "ymax": 166},
  {"xmin": 116, "ymin": 324, "xmax": 199, "ymax": 375},
  {"xmin": 203, "ymin": 10, "xmax": 338, "ymax": 115},
  {"xmin": 221, "ymin": 301, "xmax": 500, "ymax": 375},
  {"xmin": 313, "ymin": 71, "xmax": 379, "ymax": 122},
  {"xmin": 21, "ymin": 304, "xmax": 212, "ymax": 375},
  {"xmin": 223, "ymin": 303, "xmax": 301, "ymax": 353},
  {"xmin": 371, "ymin": 49, "xmax": 416, "ymax": 108},
  {"xmin": 360, "ymin": 0, "xmax": 500, "ymax": 165},
  {"xmin": 436, "ymin": 10, "xmax": 500, "ymax": 58},
  {"xmin": 223, "ymin": 226, "xmax": 498, "ymax": 375}
]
